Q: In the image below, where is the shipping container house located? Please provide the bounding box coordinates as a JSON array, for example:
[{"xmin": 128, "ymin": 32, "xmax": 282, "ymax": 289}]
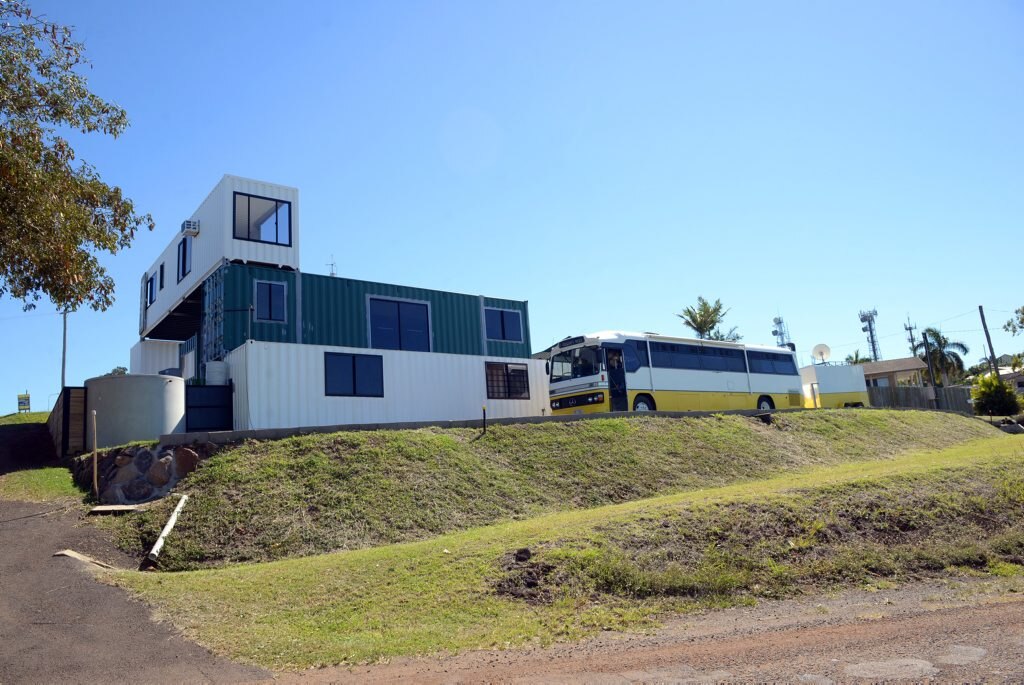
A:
[{"xmin": 130, "ymin": 175, "xmax": 547, "ymax": 430}]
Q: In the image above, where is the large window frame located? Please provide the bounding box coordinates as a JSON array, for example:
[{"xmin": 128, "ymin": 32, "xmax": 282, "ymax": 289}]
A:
[
  {"xmin": 233, "ymin": 192, "xmax": 292, "ymax": 247},
  {"xmin": 253, "ymin": 280, "xmax": 287, "ymax": 323},
  {"xmin": 486, "ymin": 362, "xmax": 531, "ymax": 400},
  {"xmin": 324, "ymin": 352, "xmax": 384, "ymax": 398},
  {"xmin": 484, "ymin": 307, "xmax": 524, "ymax": 343},
  {"xmin": 367, "ymin": 296, "xmax": 432, "ymax": 352}
]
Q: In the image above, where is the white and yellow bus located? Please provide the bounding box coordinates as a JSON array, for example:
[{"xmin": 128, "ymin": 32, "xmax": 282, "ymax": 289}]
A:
[{"xmin": 539, "ymin": 330, "xmax": 805, "ymax": 415}]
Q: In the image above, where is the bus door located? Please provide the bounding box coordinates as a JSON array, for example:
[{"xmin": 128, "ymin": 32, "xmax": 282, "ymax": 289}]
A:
[{"xmin": 603, "ymin": 344, "xmax": 628, "ymax": 411}]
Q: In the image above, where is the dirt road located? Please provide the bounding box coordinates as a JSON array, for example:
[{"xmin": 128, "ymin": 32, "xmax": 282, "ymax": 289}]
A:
[
  {"xmin": 0, "ymin": 498, "xmax": 268, "ymax": 685},
  {"xmin": 304, "ymin": 581, "xmax": 1024, "ymax": 684}
]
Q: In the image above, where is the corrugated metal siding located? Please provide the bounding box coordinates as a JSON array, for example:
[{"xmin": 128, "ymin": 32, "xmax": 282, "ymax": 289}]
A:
[
  {"xmin": 201, "ymin": 264, "xmax": 227, "ymax": 363},
  {"xmin": 222, "ymin": 264, "xmax": 297, "ymax": 351},
  {"xmin": 299, "ymin": 273, "xmax": 489, "ymax": 356},
  {"xmin": 129, "ymin": 340, "xmax": 180, "ymax": 374},
  {"xmin": 227, "ymin": 341, "xmax": 548, "ymax": 430},
  {"xmin": 483, "ymin": 296, "xmax": 532, "ymax": 358},
  {"xmin": 224, "ymin": 176, "xmax": 300, "ymax": 270}
]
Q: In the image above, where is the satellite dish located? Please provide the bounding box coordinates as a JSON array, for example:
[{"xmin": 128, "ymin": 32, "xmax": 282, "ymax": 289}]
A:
[{"xmin": 811, "ymin": 343, "xmax": 831, "ymax": 364}]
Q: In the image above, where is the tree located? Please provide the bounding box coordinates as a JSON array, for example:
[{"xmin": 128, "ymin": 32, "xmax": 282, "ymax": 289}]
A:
[
  {"xmin": 0, "ymin": 2, "xmax": 153, "ymax": 312},
  {"xmin": 1005, "ymin": 307, "xmax": 1024, "ymax": 336},
  {"xmin": 971, "ymin": 374, "xmax": 1020, "ymax": 417},
  {"xmin": 913, "ymin": 327, "xmax": 969, "ymax": 386},
  {"xmin": 845, "ymin": 350, "xmax": 871, "ymax": 364},
  {"xmin": 677, "ymin": 297, "xmax": 740, "ymax": 341},
  {"xmin": 104, "ymin": 366, "xmax": 127, "ymax": 376}
]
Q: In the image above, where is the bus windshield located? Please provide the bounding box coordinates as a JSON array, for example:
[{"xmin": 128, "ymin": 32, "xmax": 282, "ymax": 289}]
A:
[{"xmin": 550, "ymin": 345, "xmax": 604, "ymax": 383}]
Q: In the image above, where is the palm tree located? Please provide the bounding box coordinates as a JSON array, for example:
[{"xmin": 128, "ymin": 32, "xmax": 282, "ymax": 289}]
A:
[
  {"xmin": 913, "ymin": 327, "xmax": 969, "ymax": 386},
  {"xmin": 677, "ymin": 297, "xmax": 734, "ymax": 340},
  {"xmin": 845, "ymin": 350, "xmax": 870, "ymax": 364}
]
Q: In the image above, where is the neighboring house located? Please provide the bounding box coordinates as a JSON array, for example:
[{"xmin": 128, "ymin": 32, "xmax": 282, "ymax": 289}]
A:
[
  {"xmin": 130, "ymin": 175, "xmax": 547, "ymax": 430},
  {"xmin": 860, "ymin": 357, "xmax": 927, "ymax": 388}
]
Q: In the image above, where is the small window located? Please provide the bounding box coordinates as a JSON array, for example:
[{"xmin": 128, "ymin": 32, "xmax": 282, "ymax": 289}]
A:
[
  {"xmin": 233, "ymin": 192, "xmax": 292, "ymax": 246},
  {"xmin": 485, "ymin": 308, "xmax": 524, "ymax": 342},
  {"xmin": 325, "ymin": 352, "xmax": 384, "ymax": 397},
  {"xmin": 255, "ymin": 281, "xmax": 286, "ymax": 322},
  {"xmin": 159, "ymin": 263, "xmax": 165, "ymax": 290},
  {"xmin": 621, "ymin": 344, "xmax": 641, "ymax": 373},
  {"xmin": 626, "ymin": 339, "xmax": 649, "ymax": 367},
  {"xmin": 369, "ymin": 298, "xmax": 430, "ymax": 352},
  {"xmin": 176, "ymin": 237, "xmax": 191, "ymax": 282},
  {"xmin": 486, "ymin": 362, "xmax": 530, "ymax": 399},
  {"xmin": 146, "ymin": 275, "xmax": 156, "ymax": 306}
]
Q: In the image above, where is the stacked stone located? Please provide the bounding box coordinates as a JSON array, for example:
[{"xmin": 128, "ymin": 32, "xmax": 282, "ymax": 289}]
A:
[{"xmin": 71, "ymin": 444, "xmax": 208, "ymax": 504}]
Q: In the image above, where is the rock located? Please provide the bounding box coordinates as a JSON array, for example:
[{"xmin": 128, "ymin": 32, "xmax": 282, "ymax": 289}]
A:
[
  {"xmin": 122, "ymin": 479, "xmax": 154, "ymax": 502},
  {"xmin": 115, "ymin": 453, "xmax": 133, "ymax": 467},
  {"xmin": 133, "ymin": 448, "xmax": 154, "ymax": 473},
  {"xmin": 99, "ymin": 484, "xmax": 124, "ymax": 505},
  {"xmin": 173, "ymin": 447, "xmax": 200, "ymax": 479},
  {"xmin": 147, "ymin": 456, "xmax": 173, "ymax": 487},
  {"xmin": 112, "ymin": 463, "xmax": 141, "ymax": 485}
]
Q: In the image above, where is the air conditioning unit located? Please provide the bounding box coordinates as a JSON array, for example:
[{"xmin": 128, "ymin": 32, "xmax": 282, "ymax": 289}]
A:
[{"xmin": 181, "ymin": 220, "xmax": 200, "ymax": 236}]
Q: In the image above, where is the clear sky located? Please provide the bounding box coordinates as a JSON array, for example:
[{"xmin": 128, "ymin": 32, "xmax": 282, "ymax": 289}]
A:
[{"xmin": 3, "ymin": 0, "xmax": 1022, "ymax": 414}]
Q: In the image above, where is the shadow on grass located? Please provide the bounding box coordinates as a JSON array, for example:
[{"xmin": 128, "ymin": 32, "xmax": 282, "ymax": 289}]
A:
[{"xmin": 0, "ymin": 421, "xmax": 60, "ymax": 477}]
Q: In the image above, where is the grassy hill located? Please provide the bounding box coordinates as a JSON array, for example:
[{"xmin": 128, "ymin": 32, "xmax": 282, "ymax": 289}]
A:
[
  {"xmin": 114, "ymin": 410, "xmax": 997, "ymax": 570},
  {"xmin": 111, "ymin": 433, "xmax": 1024, "ymax": 669}
]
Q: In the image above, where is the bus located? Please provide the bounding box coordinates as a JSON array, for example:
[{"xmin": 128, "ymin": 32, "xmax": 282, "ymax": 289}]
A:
[{"xmin": 538, "ymin": 330, "xmax": 804, "ymax": 415}]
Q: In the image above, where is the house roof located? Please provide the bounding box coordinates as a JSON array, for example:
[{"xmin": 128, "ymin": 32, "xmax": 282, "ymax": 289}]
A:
[{"xmin": 860, "ymin": 357, "xmax": 927, "ymax": 375}]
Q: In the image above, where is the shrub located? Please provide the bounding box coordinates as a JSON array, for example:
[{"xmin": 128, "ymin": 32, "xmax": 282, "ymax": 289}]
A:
[{"xmin": 972, "ymin": 375, "xmax": 1021, "ymax": 417}]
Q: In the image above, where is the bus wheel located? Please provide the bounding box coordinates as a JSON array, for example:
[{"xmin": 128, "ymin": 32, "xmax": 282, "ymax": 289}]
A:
[
  {"xmin": 633, "ymin": 395, "xmax": 656, "ymax": 412},
  {"xmin": 757, "ymin": 396, "xmax": 775, "ymax": 412}
]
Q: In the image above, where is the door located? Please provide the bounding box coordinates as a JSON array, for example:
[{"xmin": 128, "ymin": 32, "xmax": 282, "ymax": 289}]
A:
[{"xmin": 605, "ymin": 346, "xmax": 628, "ymax": 411}]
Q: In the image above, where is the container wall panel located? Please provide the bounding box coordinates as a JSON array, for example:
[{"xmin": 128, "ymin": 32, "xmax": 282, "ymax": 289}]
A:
[
  {"xmin": 129, "ymin": 340, "xmax": 181, "ymax": 375},
  {"xmin": 225, "ymin": 344, "xmax": 251, "ymax": 430},
  {"xmin": 223, "ymin": 177, "xmax": 300, "ymax": 269},
  {"xmin": 228, "ymin": 341, "xmax": 548, "ymax": 430},
  {"xmin": 483, "ymin": 296, "xmax": 532, "ymax": 358},
  {"xmin": 222, "ymin": 264, "xmax": 298, "ymax": 351}
]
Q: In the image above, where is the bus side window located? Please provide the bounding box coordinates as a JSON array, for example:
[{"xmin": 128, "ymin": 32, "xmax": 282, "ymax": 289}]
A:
[{"xmin": 621, "ymin": 344, "xmax": 641, "ymax": 373}]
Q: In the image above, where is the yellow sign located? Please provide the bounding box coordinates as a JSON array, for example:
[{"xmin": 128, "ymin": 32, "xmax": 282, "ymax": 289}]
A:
[{"xmin": 17, "ymin": 394, "xmax": 30, "ymax": 412}]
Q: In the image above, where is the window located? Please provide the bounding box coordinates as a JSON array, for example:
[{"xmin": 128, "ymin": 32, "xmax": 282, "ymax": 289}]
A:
[
  {"xmin": 146, "ymin": 275, "xmax": 156, "ymax": 306},
  {"xmin": 369, "ymin": 298, "xmax": 430, "ymax": 351},
  {"xmin": 651, "ymin": 342, "xmax": 702, "ymax": 369},
  {"xmin": 700, "ymin": 346, "xmax": 747, "ymax": 373},
  {"xmin": 486, "ymin": 362, "xmax": 530, "ymax": 399},
  {"xmin": 485, "ymin": 308, "xmax": 523, "ymax": 342},
  {"xmin": 254, "ymin": 281, "xmax": 286, "ymax": 322},
  {"xmin": 233, "ymin": 192, "xmax": 291, "ymax": 245},
  {"xmin": 626, "ymin": 339, "xmax": 649, "ymax": 367},
  {"xmin": 176, "ymin": 237, "xmax": 191, "ymax": 282},
  {"xmin": 324, "ymin": 352, "xmax": 384, "ymax": 397},
  {"xmin": 159, "ymin": 263, "xmax": 165, "ymax": 290},
  {"xmin": 747, "ymin": 351, "xmax": 798, "ymax": 375}
]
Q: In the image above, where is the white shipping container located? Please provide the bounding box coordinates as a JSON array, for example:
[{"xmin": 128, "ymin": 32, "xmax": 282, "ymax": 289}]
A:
[
  {"xmin": 129, "ymin": 340, "xmax": 180, "ymax": 375},
  {"xmin": 225, "ymin": 341, "xmax": 549, "ymax": 430}
]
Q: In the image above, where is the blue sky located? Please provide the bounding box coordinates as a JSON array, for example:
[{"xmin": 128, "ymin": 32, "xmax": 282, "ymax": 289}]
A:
[{"xmin": 3, "ymin": 0, "xmax": 1022, "ymax": 413}]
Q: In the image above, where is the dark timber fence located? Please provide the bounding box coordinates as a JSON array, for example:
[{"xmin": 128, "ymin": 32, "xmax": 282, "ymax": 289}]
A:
[{"xmin": 867, "ymin": 386, "xmax": 973, "ymax": 414}]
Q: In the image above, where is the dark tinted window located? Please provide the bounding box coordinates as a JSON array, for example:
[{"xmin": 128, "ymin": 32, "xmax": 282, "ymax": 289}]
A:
[
  {"xmin": 627, "ymin": 340, "xmax": 649, "ymax": 367},
  {"xmin": 146, "ymin": 276, "xmax": 155, "ymax": 306},
  {"xmin": 176, "ymin": 237, "xmax": 191, "ymax": 282},
  {"xmin": 485, "ymin": 308, "xmax": 523, "ymax": 342},
  {"xmin": 621, "ymin": 344, "xmax": 641, "ymax": 373},
  {"xmin": 325, "ymin": 353, "xmax": 384, "ymax": 397},
  {"xmin": 651, "ymin": 342, "xmax": 701, "ymax": 369},
  {"xmin": 748, "ymin": 351, "xmax": 798, "ymax": 375},
  {"xmin": 701, "ymin": 346, "xmax": 747, "ymax": 372},
  {"xmin": 399, "ymin": 301, "xmax": 430, "ymax": 352},
  {"xmin": 370, "ymin": 298, "xmax": 430, "ymax": 351},
  {"xmin": 255, "ymin": 282, "xmax": 286, "ymax": 322},
  {"xmin": 159, "ymin": 263, "xmax": 164, "ymax": 290}
]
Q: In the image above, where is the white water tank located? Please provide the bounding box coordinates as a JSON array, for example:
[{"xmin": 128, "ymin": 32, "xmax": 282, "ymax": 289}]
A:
[
  {"xmin": 85, "ymin": 374, "xmax": 185, "ymax": 449},
  {"xmin": 205, "ymin": 361, "xmax": 229, "ymax": 386}
]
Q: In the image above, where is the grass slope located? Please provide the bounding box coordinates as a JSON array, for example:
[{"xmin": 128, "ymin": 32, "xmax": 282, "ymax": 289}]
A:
[
  {"xmin": 0, "ymin": 468, "xmax": 81, "ymax": 501},
  {"xmin": 112, "ymin": 434, "xmax": 1024, "ymax": 669},
  {"xmin": 0, "ymin": 411, "xmax": 49, "ymax": 426},
  {"xmin": 114, "ymin": 410, "xmax": 997, "ymax": 570}
]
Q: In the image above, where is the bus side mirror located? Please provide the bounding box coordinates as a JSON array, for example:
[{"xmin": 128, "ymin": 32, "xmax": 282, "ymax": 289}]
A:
[{"xmin": 545, "ymin": 361, "xmax": 550, "ymax": 375}]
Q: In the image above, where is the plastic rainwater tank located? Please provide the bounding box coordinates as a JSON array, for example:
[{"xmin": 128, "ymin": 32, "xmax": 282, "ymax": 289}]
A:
[
  {"xmin": 205, "ymin": 361, "xmax": 229, "ymax": 386},
  {"xmin": 84, "ymin": 374, "xmax": 185, "ymax": 449}
]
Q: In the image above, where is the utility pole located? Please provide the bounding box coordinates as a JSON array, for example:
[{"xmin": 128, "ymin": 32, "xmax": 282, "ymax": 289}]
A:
[
  {"xmin": 979, "ymin": 305, "xmax": 1001, "ymax": 383},
  {"xmin": 922, "ymin": 330, "xmax": 942, "ymax": 409},
  {"xmin": 903, "ymin": 317, "xmax": 917, "ymax": 356},
  {"xmin": 61, "ymin": 310, "xmax": 68, "ymax": 389}
]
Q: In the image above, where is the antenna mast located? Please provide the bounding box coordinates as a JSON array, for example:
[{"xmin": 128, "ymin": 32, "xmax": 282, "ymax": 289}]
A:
[
  {"xmin": 859, "ymin": 309, "xmax": 881, "ymax": 361},
  {"xmin": 771, "ymin": 316, "xmax": 791, "ymax": 348},
  {"xmin": 903, "ymin": 316, "xmax": 917, "ymax": 355},
  {"xmin": 326, "ymin": 255, "xmax": 337, "ymax": 277}
]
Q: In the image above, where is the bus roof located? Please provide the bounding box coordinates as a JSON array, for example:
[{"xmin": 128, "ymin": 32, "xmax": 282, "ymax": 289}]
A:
[{"xmin": 536, "ymin": 330, "xmax": 795, "ymax": 357}]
